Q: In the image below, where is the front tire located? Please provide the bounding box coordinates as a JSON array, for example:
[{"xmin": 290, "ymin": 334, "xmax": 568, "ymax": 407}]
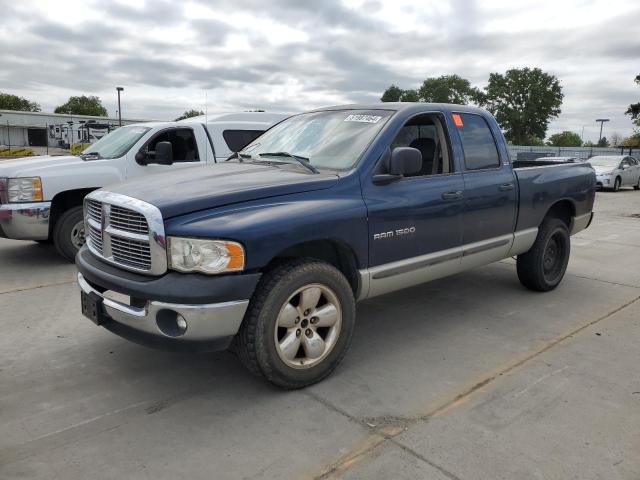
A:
[
  {"xmin": 613, "ymin": 177, "xmax": 621, "ymax": 192},
  {"xmin": 234, "ymin": 259, "xmax": 356, "ymax": 389},
  {"xmin": 53, "ymin": 206, "xmax": 85, "ymax": 262},
  {"xmin": 517, "ymin": 218, "xmax": 570, "ymax": 292}
]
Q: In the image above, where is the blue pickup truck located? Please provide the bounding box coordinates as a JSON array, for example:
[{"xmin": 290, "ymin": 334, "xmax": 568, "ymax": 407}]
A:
[{"xmin": 76, "ymin": 103, "xmax": 596, "ymax": 388}]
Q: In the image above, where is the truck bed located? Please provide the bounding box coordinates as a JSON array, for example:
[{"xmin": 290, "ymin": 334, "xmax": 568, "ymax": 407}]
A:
[{"xmin": 512, "ymin": 161, "xmax": 596, "ymax": 232}]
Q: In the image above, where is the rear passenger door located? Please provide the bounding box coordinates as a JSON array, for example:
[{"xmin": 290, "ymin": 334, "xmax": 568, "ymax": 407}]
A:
[{"xmin": 452, "ymin": 112, "xmax": 517, "ymax": 269}]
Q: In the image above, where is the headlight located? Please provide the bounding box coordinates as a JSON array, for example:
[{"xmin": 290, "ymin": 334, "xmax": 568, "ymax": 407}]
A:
[
  {"xmin": 7, "ymin": 177, "xmax": 43, "ymax": 202},
  {"xmin": 168, "ymin": 237, "xmax": 245, "ymax": 274}
]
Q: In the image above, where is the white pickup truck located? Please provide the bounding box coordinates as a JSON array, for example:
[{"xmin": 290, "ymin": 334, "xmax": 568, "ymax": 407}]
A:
[{"xmin": 0, "ymin": 111, "xmax": 289, "ymax": 260}]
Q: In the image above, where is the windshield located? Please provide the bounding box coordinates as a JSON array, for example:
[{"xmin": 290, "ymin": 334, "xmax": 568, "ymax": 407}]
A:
[
  {"xmin": 82, "ymin": 126, "xmax": 151, "ymax": 159},
  {"xmin": 589, "ymin": 157, "xmax": 621, "ymax": 167},
  {"xmin": 242, "ymin": 109, "xmax": 394, "ymax": 170}
]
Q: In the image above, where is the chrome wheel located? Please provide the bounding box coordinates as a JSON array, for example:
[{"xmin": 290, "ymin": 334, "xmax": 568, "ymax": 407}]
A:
[
  {"xmin": 274, "ymin": 283, "xmax": 342, "ymax": 369},
  {"xmin": 70, "ymin": 220, "xmax": 85, "ymax": 249}
]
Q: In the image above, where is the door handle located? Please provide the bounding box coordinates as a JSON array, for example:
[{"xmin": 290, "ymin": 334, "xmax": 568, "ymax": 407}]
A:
[
  {"xmin": 441, "ymin": 190, "xmax": 463, "ymax": 200},
  {"xmin": 499, "ymin": 183, "xmax": 514, "ymax": 191}
]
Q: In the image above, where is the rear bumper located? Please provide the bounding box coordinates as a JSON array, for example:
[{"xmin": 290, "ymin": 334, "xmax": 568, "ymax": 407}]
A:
[{"xmin": 0, "ymin": 202, "xmax": 51, "ymax": 240}]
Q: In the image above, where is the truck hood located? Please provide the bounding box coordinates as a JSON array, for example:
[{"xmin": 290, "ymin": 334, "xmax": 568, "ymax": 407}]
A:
[
  {"xmin": 0, "ymin": 155, "xmax": 82, "ymax": 177},
  {"xmin": 105, "ymin": 162, "xmax": 340, "ymax": 218},
  {"xmin": 591, "ymin": 165, "xmax": 615, "ymax": 175}
]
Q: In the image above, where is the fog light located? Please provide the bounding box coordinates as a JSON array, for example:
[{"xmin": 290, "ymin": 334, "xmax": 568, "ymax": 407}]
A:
[{"xmin": 156, "ymin": 309, "xmax": 187, "ymax": 337}]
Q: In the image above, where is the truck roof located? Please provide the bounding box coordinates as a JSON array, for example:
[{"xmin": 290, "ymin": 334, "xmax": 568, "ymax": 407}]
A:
[
  {"xmin": 310, "ymin": 102, "xmax": 489, "ymax": 115},
  {"xmin": 180, "ymin": 111, "xmax": 292, "ymax": 125}
]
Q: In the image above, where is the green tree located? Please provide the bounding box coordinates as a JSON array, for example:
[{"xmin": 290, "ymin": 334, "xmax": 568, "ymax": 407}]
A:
[
  {"xmin": 0, "ymin": 92, "xmax": 40, "ymax": 112},
  {"xmin": 175, "ymin": 109, "xmax": 204, "ymax": 121},
  {"xmin": 523, "ymin": 134, "xmax": 545, "ymax": 146},
  {"xmin": 381, "ymin": 84, "xmax": 404, "ymax": 102},
  {"xmin": 54, "ymin": 95, "xmax": 107, "ymax": 116},
  {"xmin": 547, "ymin": 131, "xmax": 582, "ymax": 147},
  {"xmin": 480, "ymin": 68, "xmax": 563, "ymax": 144},
  {"xmin": 625, "ymin": 74, "xmax": 640, "ymax": 127},
  {"xmin": 597, "ymin": 136, "xmax": 610, "ymax": 147},
  {"xmin": 621, "ymin": 132, "xmax": 640, "ymax": 146},
  {"xmin": 417, "ymin": 74, "xmax": 481, "ymax": 104},
  {"xmin": 380, "ymin": 84, "xmax": 419, "ymax": 102}
]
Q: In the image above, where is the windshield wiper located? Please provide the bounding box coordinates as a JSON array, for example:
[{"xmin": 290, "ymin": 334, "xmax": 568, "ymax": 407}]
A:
[
  {"xmin": 80, "ymin": 152, "xmax": 102, "ymax": 160},
  {"xmin": 258, "ymin": 152, "xmax": 319, "ymax": 174},
  {"xmin": 225, "ymin": 151, "xmax": 253, "ymax": 163}
]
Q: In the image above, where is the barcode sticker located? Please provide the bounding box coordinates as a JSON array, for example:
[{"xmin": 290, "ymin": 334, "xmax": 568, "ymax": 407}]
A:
[{"xmin": 344, "ymin": 114, "xmax": 382, "ymax": 123}]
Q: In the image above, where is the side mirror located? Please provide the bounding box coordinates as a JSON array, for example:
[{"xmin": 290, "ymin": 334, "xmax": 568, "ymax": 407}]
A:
[
  {"xmin": 135, "ymin": 151, "xmax": 148, "ymax": 165},
  {"xmin": 622, "ymin": 164, "xmax": 629, "ymax": 170},
  {"xmin": 389, "ymin": 147, "xmax": 422, "ymax": 176},
  {"xmin": 153, "ymin": 141, "xmax": 174, "ymax": 165}
]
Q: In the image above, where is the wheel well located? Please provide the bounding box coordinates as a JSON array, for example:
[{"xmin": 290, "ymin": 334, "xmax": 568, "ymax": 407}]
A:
[
  {"xmin": 266, "ymin": 240, "xmax": 360, "ymax": 295},
  {"xmin": 544, "ymin": 200, "xmax": 575, "ymax": 228},
  {"xmin": 49, "ymin": 188, "xmax": 96, "ymax": 236}
]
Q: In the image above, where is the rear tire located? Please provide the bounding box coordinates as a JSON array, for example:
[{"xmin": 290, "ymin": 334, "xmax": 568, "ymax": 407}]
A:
[
  {"xmin": 53, "ymin": 206, "xmax": 85, "ymax": 262},
  {"xmin": 634, "ymin": 177, "xmax": 640, "ymax": 190},
  {"xmin": 517, "ymin": 218, "xmax": 570, "ymax": 292},
  {"xmin": 613, "ymin": 177, "xmax": 621, "ymax": 192},
  {"xmin": 234, "ymin": 259, "xmax": 356, "ymax": 389}
]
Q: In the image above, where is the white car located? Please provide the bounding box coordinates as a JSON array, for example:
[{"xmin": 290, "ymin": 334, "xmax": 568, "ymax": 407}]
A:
[
  {"xmin": 590, "ymin": 155, "xmax": 640, "ymax": 192},
  {"xmin": 0, "ymin": 112, "xmax": 290, "ymax": 260}
]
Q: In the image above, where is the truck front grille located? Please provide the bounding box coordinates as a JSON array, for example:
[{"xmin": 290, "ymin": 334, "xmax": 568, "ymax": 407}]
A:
[
  {"xmin": 83, "ymin": 192, "xmax": 167, "ymax": 275},
  {"xmin": 109, "ymin": 205, "xmax": 149, "ymax": 234}
]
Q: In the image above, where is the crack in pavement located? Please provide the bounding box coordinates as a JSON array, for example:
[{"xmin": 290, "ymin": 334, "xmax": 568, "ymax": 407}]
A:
[
  {"xmin": 0, "ymin": 279, "xmax": 76, "ymax": 296},
  {"xmin": 309, "ymin": 294, "xmax": 640, "ymax": 480}
]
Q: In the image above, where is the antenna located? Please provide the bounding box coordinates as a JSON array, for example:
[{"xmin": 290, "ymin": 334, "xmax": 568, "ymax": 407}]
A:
[{"xmin": 204, "ymin": 90, "xmax": 209, "ymax": 163}]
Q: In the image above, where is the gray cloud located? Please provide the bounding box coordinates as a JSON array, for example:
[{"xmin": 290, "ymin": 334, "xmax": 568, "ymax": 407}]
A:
[{"xmin": 0, "ymin": 0, "xmax": 638, "ymax": 141}]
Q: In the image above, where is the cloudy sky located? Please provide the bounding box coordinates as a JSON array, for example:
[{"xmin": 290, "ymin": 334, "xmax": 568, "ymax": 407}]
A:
[{"xmin": 1, "ymin": 0, "xmax": 639, "ymax": 142}]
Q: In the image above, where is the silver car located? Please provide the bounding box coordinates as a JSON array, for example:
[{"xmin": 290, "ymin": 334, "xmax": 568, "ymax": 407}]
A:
[{"xmin": 590, "ymin": 155, "xmax": 640, "ymax": 191}]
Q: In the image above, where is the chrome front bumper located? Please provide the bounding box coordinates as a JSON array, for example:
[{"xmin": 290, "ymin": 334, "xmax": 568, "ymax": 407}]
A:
[
  {"xmin": 0, "ymin": 202, "xmax": 51, "ymax": 240},
  {"xmin": 77, "ymin": 273, "xmax": 249, "ymax": 351}
]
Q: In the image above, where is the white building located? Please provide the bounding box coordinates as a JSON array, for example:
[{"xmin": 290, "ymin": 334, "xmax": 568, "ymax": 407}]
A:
[{"xmin": 0, "ymin": 110, "xmax": 154, "ymax": 149}]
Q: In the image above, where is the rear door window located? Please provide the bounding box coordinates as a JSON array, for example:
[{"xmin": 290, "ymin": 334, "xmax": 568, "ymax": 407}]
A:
[
  {"xmin": 456, "ymin": 114, "xmax": 501, "ymax": 171},
  {"xmin": 223, "ymin": 130, "xmax": 264, "ymax": 152}
]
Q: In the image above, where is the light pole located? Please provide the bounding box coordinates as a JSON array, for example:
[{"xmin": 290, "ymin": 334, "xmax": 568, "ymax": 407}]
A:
[
  {"xmin": 116, "ymin": 87, "xmax": 124, "ymax": 126},
  {"xmin": 595, "ymin": 118, "xmax": 610, "ymax": 145}
]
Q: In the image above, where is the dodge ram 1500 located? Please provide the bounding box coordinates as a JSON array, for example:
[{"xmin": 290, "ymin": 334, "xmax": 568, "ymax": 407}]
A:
[{"xmin": 76, "ymin": 103, "xmax": 596, "ymax": 389}]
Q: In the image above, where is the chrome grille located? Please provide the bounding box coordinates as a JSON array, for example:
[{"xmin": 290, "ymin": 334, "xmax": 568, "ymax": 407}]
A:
[
  {"xmin": 88, "ymin": 223, "xmax": 103, "ymax": 252},
  {"xmin": 86, "ymin": 199, "xmax": 102, "ymax": 224},
  {"xmin": 83, "ymin": 192, "xmax": 167, "ymax": 275},
  {"xmin": 111, "ymin": 236, "xmax": 152, "ymax": 270},
  {"xmin": 110, "ymin": 206, "xmax": 148, "ymax": 234}
]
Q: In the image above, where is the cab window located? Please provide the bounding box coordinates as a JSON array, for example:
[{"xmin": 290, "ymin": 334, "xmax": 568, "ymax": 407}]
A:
[
  {"xmin": 144, "ymin": 128, "xmax": 199, "ymax": 162},
  {"xmin": 390, "ymin": 113, "xmax": 452, "ymax": 176},
  {"xmin": 223, "ymin": 130, "xmax": 264, "ymax": 152},
  {"xmin": 456, "ymin": 114, "xmax": 501, "ymax": 171}
]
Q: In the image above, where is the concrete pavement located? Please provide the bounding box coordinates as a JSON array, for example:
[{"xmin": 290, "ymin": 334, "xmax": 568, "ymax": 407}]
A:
[{"xmin": 1, "ymin": 190, "xmax": 639, "ymax": 479}]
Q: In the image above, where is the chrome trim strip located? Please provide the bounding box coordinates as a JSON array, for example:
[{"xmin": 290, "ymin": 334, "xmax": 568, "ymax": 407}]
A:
[
  {"xmin": 359, "ymin": 232, "xmax": 528, "ymax": 300},
  {"xmin": 84, "ymin": 191, "xmax": 167, "ymax": 276},
  {"xmin": 462, "ymin": 238, "xmax": 510, "ymax": 257},
  {"xmin": 372, "ymin": 251, "xmax": 462, "ymax": 280},
  {"xmin": 508, "ymin": 227, "xmax": 539, "ymax": 256}
]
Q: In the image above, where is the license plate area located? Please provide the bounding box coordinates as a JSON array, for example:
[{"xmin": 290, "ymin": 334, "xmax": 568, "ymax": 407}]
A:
[{"xmin": 81, "ymin": 290, "xmax": 109, "ymax": 326}]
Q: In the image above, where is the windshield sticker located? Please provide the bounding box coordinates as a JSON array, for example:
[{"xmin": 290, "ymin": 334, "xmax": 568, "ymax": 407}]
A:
[{"xmin": 344, "ymin": 114, "xmax": 382, "ymax": 124}]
